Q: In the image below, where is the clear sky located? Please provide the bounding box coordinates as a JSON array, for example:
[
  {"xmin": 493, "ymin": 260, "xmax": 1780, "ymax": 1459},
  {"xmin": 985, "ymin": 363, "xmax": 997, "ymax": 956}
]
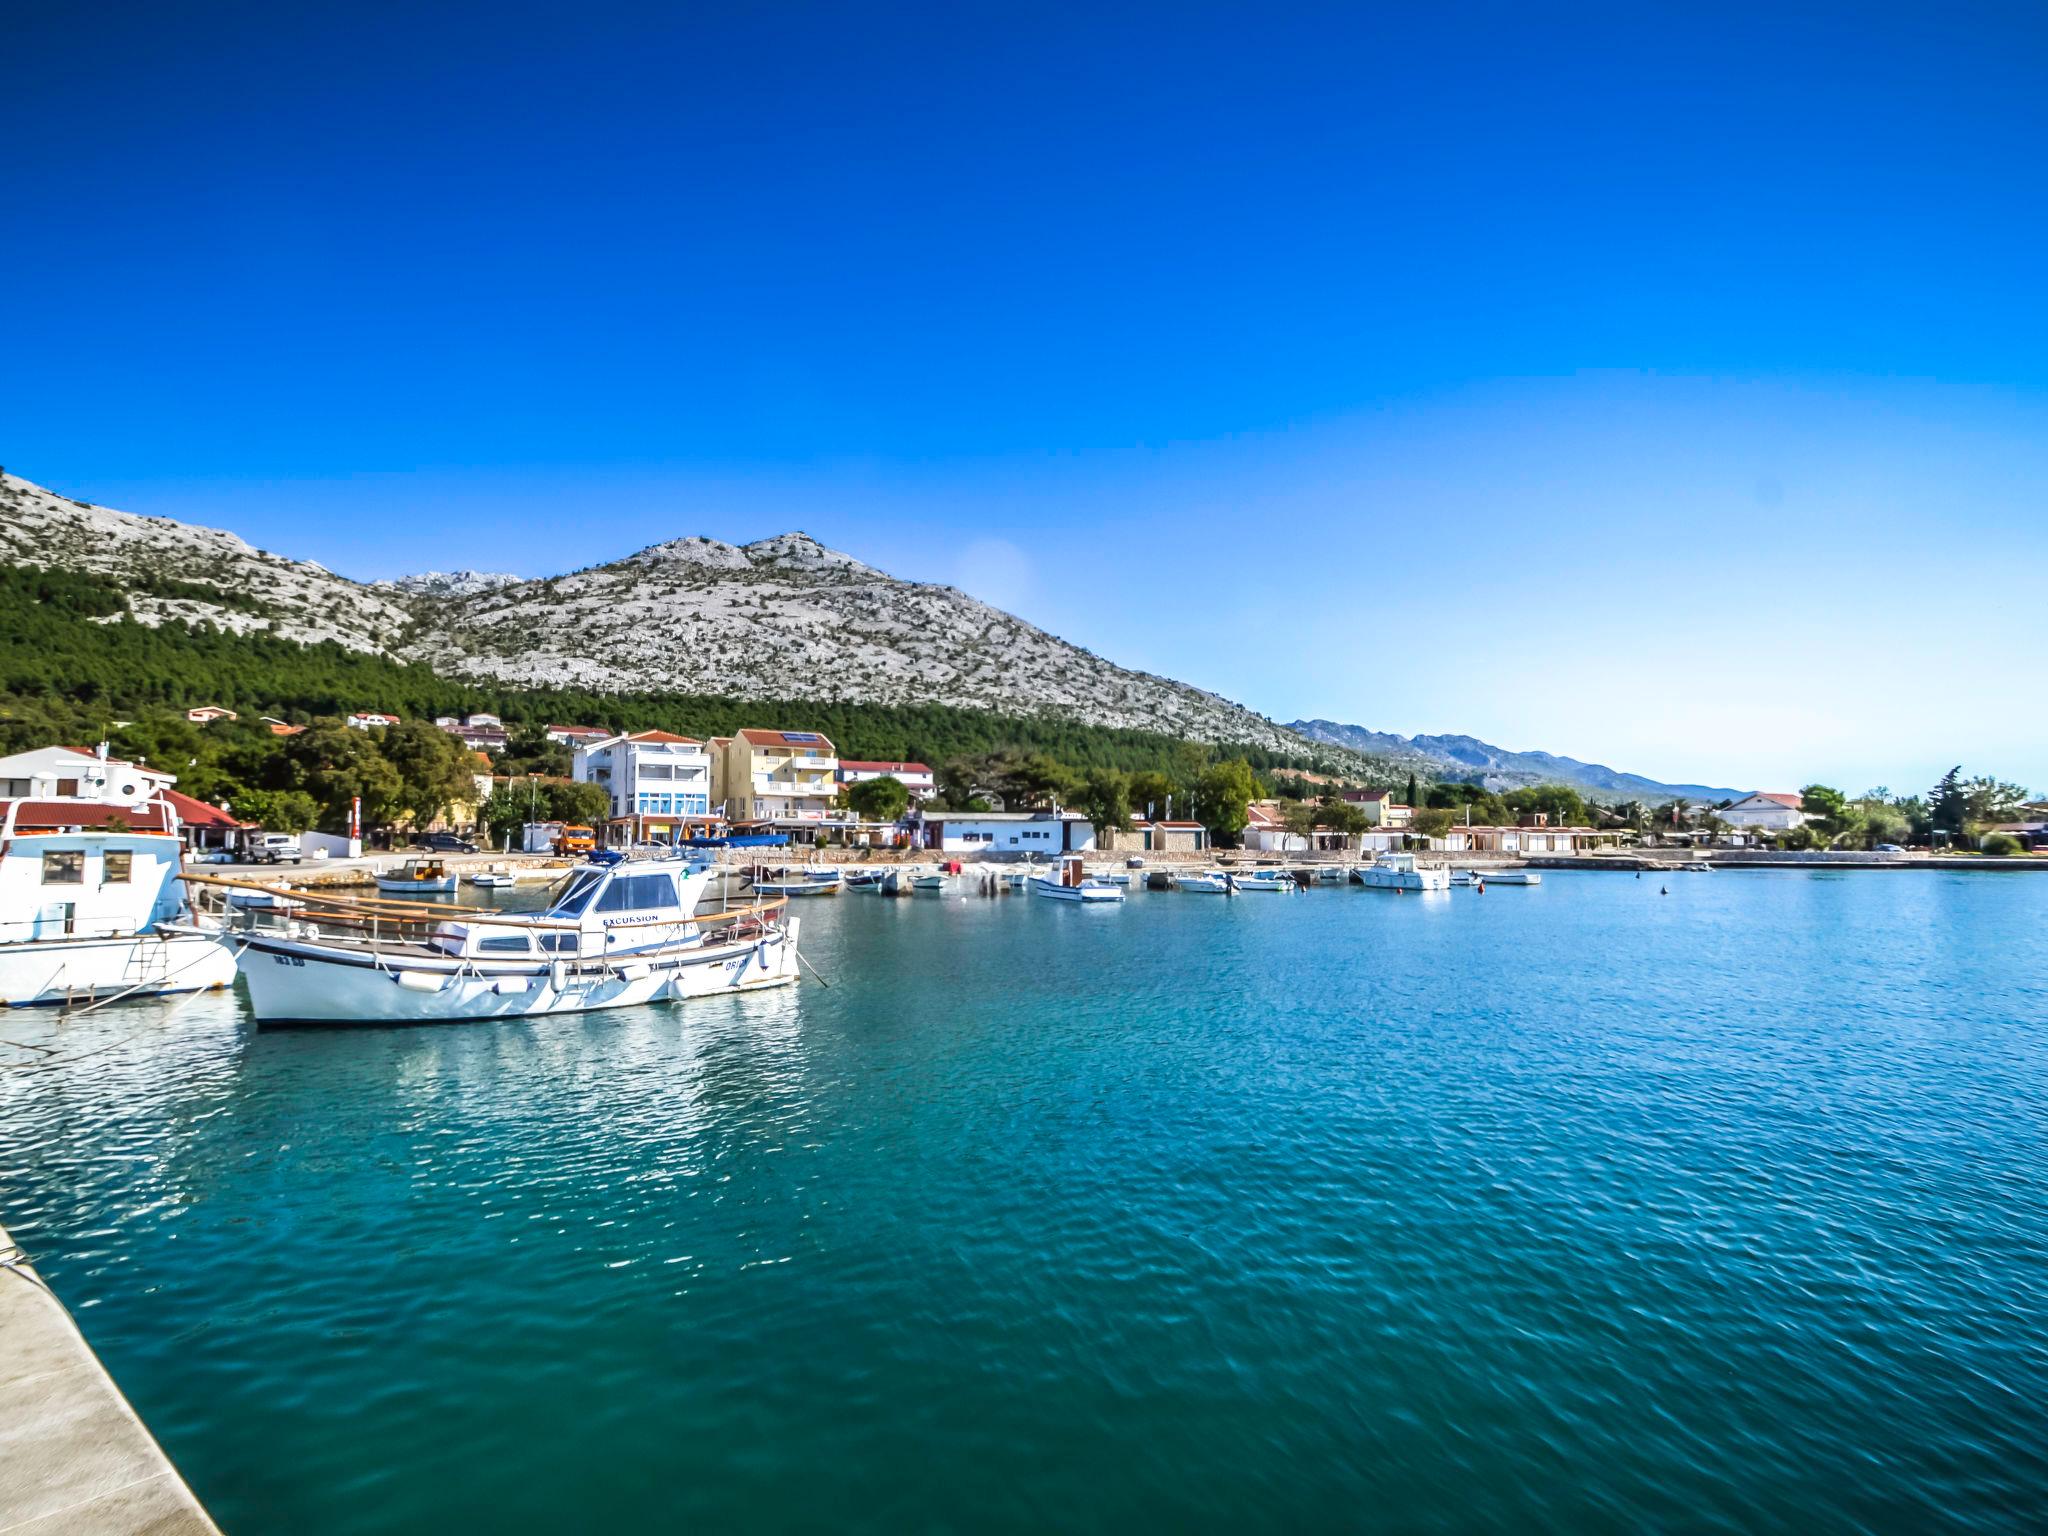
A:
[{"xmin": 4, "ymin": 2, "xmax": 2044, "ymax": 793}]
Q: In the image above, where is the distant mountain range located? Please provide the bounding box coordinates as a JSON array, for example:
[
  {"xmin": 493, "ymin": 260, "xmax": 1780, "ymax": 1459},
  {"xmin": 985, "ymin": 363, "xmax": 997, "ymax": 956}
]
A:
[
  {"xmin": 2, "ymin": 468, "xmax": 1742, "ymax": 800},
  {"xmin": 1286, "ymin": 720, "xmax": 1746, "ymax": 803}
]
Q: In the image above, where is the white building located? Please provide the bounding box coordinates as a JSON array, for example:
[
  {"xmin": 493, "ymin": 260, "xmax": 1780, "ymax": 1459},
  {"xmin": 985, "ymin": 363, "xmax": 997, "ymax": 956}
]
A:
[
  {"xmin": 915, "ymin": 810, "xmax": 1096, "ymax": 855},
  {"xmin": 546, "ymin": 725, "xmax": 610, "ymax": 749},
  {"xmin": 0, "ymin": 745, "xmax": 176, "ymax": 805},
  {"xmin": 1718, "ymin": 792, "xmax": 1808, "ymax": 832},
  {"xmin": 346, "ymin": 711, "xmax": 401, "ymax": 730},
  {"xmin": 835, "ymin": 759, "xmax": 936, "ymax": 801},
  {"xmin": 574, "ymin": 731, "xmax": 716, "ymax": 836}
]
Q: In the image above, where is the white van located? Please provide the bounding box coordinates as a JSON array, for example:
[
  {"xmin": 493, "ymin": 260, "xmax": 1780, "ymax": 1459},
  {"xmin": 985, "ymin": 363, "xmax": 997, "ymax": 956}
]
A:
[{"xmin": 249, "ymin": 833, "xmax": 305, "ymax": 865}]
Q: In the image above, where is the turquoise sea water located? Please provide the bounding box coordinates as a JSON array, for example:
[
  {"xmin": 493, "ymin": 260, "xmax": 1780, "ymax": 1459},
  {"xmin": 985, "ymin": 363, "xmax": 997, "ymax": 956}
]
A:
[{"xmin": 4, "ymin": 871, "xmax": 2046, "ymax": 1533}]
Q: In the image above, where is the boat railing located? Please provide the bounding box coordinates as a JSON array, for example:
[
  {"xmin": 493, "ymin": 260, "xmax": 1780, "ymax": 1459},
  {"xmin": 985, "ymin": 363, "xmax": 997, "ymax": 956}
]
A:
[{"xmin": 181, "ymin": 873, "xmax": 789, "ymax": 948}]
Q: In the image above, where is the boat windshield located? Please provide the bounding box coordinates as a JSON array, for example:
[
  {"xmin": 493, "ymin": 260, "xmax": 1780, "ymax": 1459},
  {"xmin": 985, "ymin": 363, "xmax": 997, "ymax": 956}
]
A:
[{"xmin": 548, "ymin": 869, "xmax": 605, "ymax": 917}]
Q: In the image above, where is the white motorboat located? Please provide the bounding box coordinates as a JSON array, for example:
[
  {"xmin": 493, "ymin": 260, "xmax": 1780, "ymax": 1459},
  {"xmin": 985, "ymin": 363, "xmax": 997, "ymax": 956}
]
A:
[
  {"xmin": 1175, "ymin": 871, "xmax": 1231, "ymax": 894},
  {"xmin": 750, "ymin": 869, "xmax": 842, "ymax": 897},
  {"xmin": 1315, "ymin": 866, "xmax": 1347, "ymax": 884},
  {"xmin": 467, "ymin": 871, "xmax": 516, "ymax": 888},
  {"xmin": 193, "ymin": 860, "xmax": 799, "ymax": 1026},
  {"xmin": 843, "ymin": 869, "xmax": 885, "ymax": 891},
  {"xmin": 1356, "ymin": 853, "xmax": 1451, "ymax": 892},
  {"xmin": 1450, "ymin": 869, "xmax": 1480, "ymax": 886},
  {"xmin": 909, "ymin": 871, "xmax": 950, "ymax": 894},
  {"xmin": 376, "ymin": 858, "xmax": 459, "ymax": 895},
  {"xmin": 0, "ymin": 791, "xmax": 237, "ymax": 1006},
  {"xmin": 1481, "ymin": 869, "xmax": 1542, "ymax": 886},
  {"xmin": 1228, "ymin": 871, "xmax": 1293, "ymax": 893},
  {"xmin": 1032, "ymin": 854, "xmax": 1125, "ymax": 903}
]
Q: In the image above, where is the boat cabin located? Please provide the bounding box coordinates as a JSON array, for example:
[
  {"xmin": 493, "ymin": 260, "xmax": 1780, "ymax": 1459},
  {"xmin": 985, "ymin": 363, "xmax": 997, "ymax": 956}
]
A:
[
  {"xmin": 0, "ymin": 799, "xmax": 189, "ymax": 943},
  {"xmin": 430, "ymin": 860, "xmax": 717, "ymax": 960}
]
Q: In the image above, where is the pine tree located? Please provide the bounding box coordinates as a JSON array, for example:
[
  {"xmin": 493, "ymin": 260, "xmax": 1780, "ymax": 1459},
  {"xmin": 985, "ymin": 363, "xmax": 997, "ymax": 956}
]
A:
[{"xmin": 1929, "ymin": 766, "xmax": 1966, "ymax": 841}]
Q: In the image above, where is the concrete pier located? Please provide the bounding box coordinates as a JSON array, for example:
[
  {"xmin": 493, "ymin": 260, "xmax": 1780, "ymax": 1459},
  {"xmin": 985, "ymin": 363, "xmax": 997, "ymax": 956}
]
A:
[{"xmin": 0, "ymin": 1223, "xmax": 218, "ymax": 1535}]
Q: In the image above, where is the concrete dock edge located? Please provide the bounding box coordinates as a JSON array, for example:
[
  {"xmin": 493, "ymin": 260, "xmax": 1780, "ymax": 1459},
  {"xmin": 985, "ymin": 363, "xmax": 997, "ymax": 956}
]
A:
[{"xmin": 0, "ymin": 1221, "xmax": 220, "ymax": 1535}]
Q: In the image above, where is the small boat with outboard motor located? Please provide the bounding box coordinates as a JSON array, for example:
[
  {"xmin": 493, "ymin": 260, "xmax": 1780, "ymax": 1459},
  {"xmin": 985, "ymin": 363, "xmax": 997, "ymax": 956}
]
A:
[
  {"xmin": 1478, "ymin": 868, "xmax": 1542, "ymax": 886},
  {"xmin": 1031, "ymin": 854, "xmax": 1125, "ymax": 903},
  {"xmin": 376, "ymin": 857, "xmax": 459, "ymax": 895},
  {"xmin": 467, "ymin": 871, "xmax": 516, "ymax": 889},
  {"xmin": 1174, "ymin": 870, "xmax": 1231, "ymax": 894},
  {"xmin": 749, "ymin": 868, "xmax": 843, "ymax": 897},
  {"xmin": 1227, "ymin": 870, "xmax": 1294, "ymax": 893}
]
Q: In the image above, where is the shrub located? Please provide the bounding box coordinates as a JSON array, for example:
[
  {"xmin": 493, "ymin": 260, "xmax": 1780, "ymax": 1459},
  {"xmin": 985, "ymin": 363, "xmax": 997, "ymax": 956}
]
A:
[{"xmin": 1979, "ymin": 832, "xmax": 2028, "ymax": 856}]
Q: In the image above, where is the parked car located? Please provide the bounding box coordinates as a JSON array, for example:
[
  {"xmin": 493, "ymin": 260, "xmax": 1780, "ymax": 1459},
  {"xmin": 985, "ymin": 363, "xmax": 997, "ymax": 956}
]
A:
[
  {"xmin": 248, "ymin": 833, "xmax": 304, "ymax": 865},
  {"xmin": 1874, "ymin": 843, "xmax": 1905, "ymax": 853},
  {"xmin": 413, "ymin": 832, "xmax": 479, "ymax": 854},
  {"xmin": 193, "ymin": 849, "xmax": 236, "ymax": 865}
]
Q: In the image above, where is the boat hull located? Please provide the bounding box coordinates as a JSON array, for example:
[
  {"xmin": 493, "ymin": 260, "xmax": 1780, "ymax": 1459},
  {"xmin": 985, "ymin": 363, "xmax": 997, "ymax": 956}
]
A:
[
  {"xmin": 1030, "ymin": 879, "xmax": 1122, "ymax": 903},
  {"xmin": 0, "ymin": 929, "xmax": 239, "ymax": 1007},
  {"xmin": 376, "ymin": 877, "xmax": 459, "ymax": 895},
  {"xmin": 1357, "ymin": 869, "xmax": 1451, "ymax": 892},
  {"xmin": 234, "ymin": 920, "xmax": 801, "ymax": 1026}
]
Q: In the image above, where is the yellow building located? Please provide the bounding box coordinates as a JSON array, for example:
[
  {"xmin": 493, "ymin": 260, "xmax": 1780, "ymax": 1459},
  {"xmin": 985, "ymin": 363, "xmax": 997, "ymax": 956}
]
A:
[{"xmin": 711, "ymin": 730, "xmax": 840, "ymax": 821}]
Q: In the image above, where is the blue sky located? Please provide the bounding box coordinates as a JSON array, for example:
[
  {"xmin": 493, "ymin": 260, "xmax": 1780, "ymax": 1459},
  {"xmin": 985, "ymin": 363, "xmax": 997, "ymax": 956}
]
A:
[{"xmin": 4, "ymin": 3, "xmax": 2044, "ymax": 792}]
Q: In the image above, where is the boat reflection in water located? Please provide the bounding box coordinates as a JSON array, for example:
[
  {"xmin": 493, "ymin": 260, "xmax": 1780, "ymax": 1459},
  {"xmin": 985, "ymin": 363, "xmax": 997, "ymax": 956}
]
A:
[{"xmin": 191, "ymin": 858, "xmax": 799, "ymax": 1027}]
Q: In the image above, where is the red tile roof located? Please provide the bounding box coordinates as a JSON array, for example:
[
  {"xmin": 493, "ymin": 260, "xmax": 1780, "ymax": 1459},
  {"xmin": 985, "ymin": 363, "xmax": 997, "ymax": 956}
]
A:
[
  {"xmin": 839, "ymin": 760, "xmax": 931, "ymax": 774},
  {"xmin": 546, "ymin": 724, "xmax": 608, "ymax": 736},
  {"xmin": 1748, "ymin": 792, "xmax": 1804, "ymax": 808},
  {"xmin": 162, "ymin": 789, "xmax": 249, "ymax": 830},
  {"xmin": 626, "ymin": 730, "xmax": 702, "ymax": 745},
  {"xmin": 2, "ymin": 799, "xmax": 176, "ymax": 833}
]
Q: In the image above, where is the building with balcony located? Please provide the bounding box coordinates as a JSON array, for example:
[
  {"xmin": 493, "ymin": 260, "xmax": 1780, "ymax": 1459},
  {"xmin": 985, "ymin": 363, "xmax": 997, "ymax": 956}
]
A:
[
  {"xmin": 835, "ymin": 759, "xmax": 936, "ymax": 801},
  {"xmin": 573, "ymin": 731, "xmax": 716, "ymax": 839},
  {"xmin": 711, "ymin": 730, "xmax": 840, "ymax": 821}
]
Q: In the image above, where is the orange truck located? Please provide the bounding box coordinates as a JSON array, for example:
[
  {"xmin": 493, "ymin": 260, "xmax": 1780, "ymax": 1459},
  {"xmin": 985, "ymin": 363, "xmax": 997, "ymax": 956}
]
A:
[{"xmin": 555, "ymin": 824, "xmax": 596, "ymax": 855}]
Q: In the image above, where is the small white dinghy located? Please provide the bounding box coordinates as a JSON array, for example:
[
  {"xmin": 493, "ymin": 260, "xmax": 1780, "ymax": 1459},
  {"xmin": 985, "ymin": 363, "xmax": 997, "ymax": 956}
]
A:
[
  {"xmin": 1032, "ymin": 854, "xmax": 1124, "ymax": 903},
  {"xmin": 1481, "ymin": 869, "xmax": 1542, "ymax": 886},
  {"xmin": 910, "ymin": 870, "xmax": 950, "ymax": 894},
  {"xmin": 751, "ymin": 869, "xmax": 843, "ymax": 897},
  {"xmin": 467, "ymin": 872, "xmax": 516, "ymax": 889},
  {"xmin": 1228, "ymin": 870, "xmax": 1293, "ymax": 893},
  {"xmin": 1175, "ymin": 871, "xmax": 1231, "ymax": 894}
]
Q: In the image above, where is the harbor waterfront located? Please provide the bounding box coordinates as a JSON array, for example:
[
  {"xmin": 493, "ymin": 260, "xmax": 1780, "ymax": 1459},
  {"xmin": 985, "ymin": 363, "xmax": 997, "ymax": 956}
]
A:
[{"xmin": 5, "ymin": 871, "xmax": 2047, "ymax": 1532}]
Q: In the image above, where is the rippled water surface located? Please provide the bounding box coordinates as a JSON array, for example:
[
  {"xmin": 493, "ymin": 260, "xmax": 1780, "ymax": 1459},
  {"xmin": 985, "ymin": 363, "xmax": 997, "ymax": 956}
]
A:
[{"xmin": 4, "ymin": 871, "xmax": 2047, "ymax": 1532}]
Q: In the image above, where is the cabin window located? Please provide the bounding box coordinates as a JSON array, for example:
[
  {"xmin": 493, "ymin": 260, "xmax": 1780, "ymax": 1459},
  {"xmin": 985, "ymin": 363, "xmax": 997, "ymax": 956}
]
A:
[
  {"xmin": 596, "ymin": 873, "xmax": 677, "ymax": 913},
  {"xmin": 42, "ymin": 851, "xmax": 84, "ymax": 885},
  {"xmin": 537, "ymin": 932, "xmax": 580, "ymax": 952},
  {"xmin": 477, "ymin": 934, "xmax": 534, "ymax": 955},
  {"xmin": 103, "ymin": 850, "xmax": 133, "ymax": 883}
]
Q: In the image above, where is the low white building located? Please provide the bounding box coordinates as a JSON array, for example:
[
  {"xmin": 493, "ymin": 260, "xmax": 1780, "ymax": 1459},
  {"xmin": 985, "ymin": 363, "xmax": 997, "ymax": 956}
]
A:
[
  {"xmin": 1718, "ymin": 792, "xmax": 1808, "ymax": 832},
  {"xmin": 546, "ymin": 725, "xmax": 610, "ymax": 749},
  {"xmin": 0, "ymin": 745, "xmax": 175, "ymax": 806},
  {"xmin": 574, "ymin": 730, "xmax": 716, "ymax": 837},
  {"xmin": 836, "ymin": 759, "xmax": 936, "ymax": 801},
  {"xmin": 916, "ymin": 810, "xmax": 1096, "ymax": 855},
  {"xmin": 346, "ymin": 711, "xmax": 401, "ymax": 730}
]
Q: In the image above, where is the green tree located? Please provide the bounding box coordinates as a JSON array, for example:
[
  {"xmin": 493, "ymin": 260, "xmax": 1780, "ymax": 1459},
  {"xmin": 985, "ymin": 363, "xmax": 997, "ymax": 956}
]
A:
[
  {"xmin": 1929, "ymin": 766, "xmax": 1967, "ymax": 842},
  {"xmin": 1411, "ymin": 807, "xmax": 1455, "ymax": 839},
  {"xmin": 1128, "ymin": 771, "xmax": 1180, "ymax": 822},
  {"xmin": 380, "ymin": 719, "xmax": 485, "ymax": 830},
  {"xmin": 1193, "ymin": 758, "xmax": 1257, "ymax": 847},
  {"xmin": 475, "ymin": 785, "xmax": 531, "ymax": 843},
  {"xmin": 1800, "ymin": 784, "xmax": 1850, "ymax": 830},
  {"xmin": 1076, "ymin": 769, "xmax": 1130, "ymax": 837},
  {"xmin": 846, "ymin": 774, "xmax": 911, "ymax": 823},
  {"xmin": 1503, "ymin": 783, "xmax": 1591, "ymax": 827},
  {"xmin": 1980, "ymin": 832, "xmax": 2028, "ymax": 856},
  {"xmin": 230, "ymin": 787, "xmax": 317, "ymax": 833},
  {"xmin": 282, "ymin": 724, "xmax": 405, "ymax": 832},
  {"xmin": 544, "ymin": 781, "xmax": 612, "ymax": 826},
  {"xmin": 1404, "ymin": 772, "xmax": 1419, "ymax": 808}
]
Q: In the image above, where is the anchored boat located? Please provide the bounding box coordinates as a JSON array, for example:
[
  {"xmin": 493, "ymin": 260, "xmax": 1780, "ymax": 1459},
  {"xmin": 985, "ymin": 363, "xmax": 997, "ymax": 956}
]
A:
[
  {"xmin": 1356, "ymin": 853, "xmax": 1452, "ymax": 892},
  {"xmin": 376, "ymin": 857, "xmax": 459, "ymax": 895},
  {"xmin": 1031, "ymin": 854, "xmax": 1125, "ymax": 903},
  {"xmin": 1174, "ymin": 871, "xmax": 1231, "ymax": 894},
  {"xmin": 750, "ymin": 868, "xmax": 843, "ymax": 897},
  {"xmin": 0, "ymin": 792, "xmax": 237, "ymax": 1006},
  {"xmin": 190, "ymin": 860, "xmax": 799, "ymax": 1026},
  {"xmin": 1227, "ymin": 870, "xmax": 1293, "ymax": 893}
]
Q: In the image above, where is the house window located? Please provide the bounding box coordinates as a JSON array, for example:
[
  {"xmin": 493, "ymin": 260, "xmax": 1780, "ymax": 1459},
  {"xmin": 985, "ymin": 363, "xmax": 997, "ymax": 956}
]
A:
[
  {"xmin": 103, "ymin": 850, "xmax": 133, "ymax": 883},
  {"xmin": 43, "ymin": 851, "xmax": 84, "ymax": 885}
]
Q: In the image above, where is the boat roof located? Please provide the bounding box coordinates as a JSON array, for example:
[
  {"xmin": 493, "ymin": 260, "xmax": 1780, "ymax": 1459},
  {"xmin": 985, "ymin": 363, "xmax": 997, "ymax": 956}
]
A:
[{"xmin": 1, "ymin": 799, "xmax": 177, "ymax": 834}]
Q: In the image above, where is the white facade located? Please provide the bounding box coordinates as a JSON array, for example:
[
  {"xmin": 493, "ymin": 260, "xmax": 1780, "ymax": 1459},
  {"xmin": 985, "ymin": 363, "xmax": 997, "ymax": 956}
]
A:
[
  {"xmin": 836, "ymin": 761, "xmax": 936, "ymax": 801},
  {"xmin": 575, "ymin": 731, "xmax": 715, "ymax": 821},
  {"xmin": 0, "ymin": 746, "xmax": 175, "ymax": 805},
  {"xmin": 1719, "ymin": 793, "xmax": 1808, "ymax": 832},
  {"xmin": 347, "ymin": 711, "xmax": 400, "ymax": 730},
  {"xmin": 918, "ymin": 811, "xmax": 1095, "ymax": 855}
]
